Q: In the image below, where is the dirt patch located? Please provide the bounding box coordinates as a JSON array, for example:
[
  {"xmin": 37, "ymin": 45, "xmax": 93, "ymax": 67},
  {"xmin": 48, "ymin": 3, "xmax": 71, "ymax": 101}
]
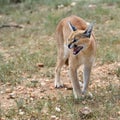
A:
[{"xmin": 0, "ymin": 62, "xmax": 120, "ymax": 110}]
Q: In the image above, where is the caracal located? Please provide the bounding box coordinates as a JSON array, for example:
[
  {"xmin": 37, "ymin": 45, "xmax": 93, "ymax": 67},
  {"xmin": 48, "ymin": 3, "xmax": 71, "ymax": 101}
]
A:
[{"xmin": 55, "ymin": 15, "xmax": 96, "ymax": 98}]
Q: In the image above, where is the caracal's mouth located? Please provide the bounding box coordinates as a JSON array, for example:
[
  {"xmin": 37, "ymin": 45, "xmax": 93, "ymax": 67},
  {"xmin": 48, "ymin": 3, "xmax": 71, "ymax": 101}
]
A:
[{"xmin": 73, "ymin": 45, "xmax": 83, "ymax": 55}]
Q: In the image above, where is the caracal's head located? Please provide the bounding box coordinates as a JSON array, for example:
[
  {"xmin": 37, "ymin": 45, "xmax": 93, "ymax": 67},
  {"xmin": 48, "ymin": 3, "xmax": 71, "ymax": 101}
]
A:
[{"xmin": 67, "ymin": 22, "xmax": 94, "ymax": 55}]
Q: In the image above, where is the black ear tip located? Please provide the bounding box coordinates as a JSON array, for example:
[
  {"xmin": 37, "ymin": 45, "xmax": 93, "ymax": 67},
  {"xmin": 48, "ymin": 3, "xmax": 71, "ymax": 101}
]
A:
[
  {"xmin": 68, "ymin": 21, "xmax": 77, "ymax": 31},
  {"xmin": 84, "ymin": 32, "xmax": 91, "ymax": 38},
  {"xmin": 83, "ymin": 22, "xmax": 94, "ymax": 38}
]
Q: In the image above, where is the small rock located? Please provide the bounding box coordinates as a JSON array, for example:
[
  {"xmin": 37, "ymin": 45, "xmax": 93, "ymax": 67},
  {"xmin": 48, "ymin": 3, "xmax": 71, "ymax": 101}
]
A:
[
  {"xmin": 65, "ymin": 87, "xmax": 72, "ymax": 90},
  {"xmin": 6, "ymin": 82, "xmax": 11, "ymax": 86},
  {"xmin": 30, "ymin": 93, "xmax": 36, "ymax": 98},
  {"xmin": 51, "ymin": 115, "xmax": 57, "ymax": 120},
  {"xmin": 118, "ymin": 111, "xmax": 120, "ymax": 115},
  {"xmin": 118, "ymin": 62, "xmax": 120, "ymax": 66},
  {"xmin": 0, "ymin": 91, "xmax": 4, "ymax": 94},
  {"xmin": 17, "ymin": 86, "xmax": 24, "ymax": 91},
  {"xmin": 79, "ymin": 107, "xmax": 93, "ymax": 119},
  {"xmin": 51, "ymin": 115, "xmax": 59, "ymax": 120},
  {"xmin": 40, "ymin": 96, "xmax": 44, "ymax": 99},
  {"xmin": 36, "ymin": 63, "xmax": 44, "ymax": 68},
  {"xmin": 19, "ymin": 109, "xmax": 24, "ymax": 115},
  {"xmin": 1, "ymin": 117, "xmax": 6, "ymax": 120},
  {"xmin": 6, "ymin": 88, "xmax": 12, "ymax": 93},
  {"xmin": 57, "ymin": 4, "xmax": 64, "ymax": 9},
  {"xmin": 82, "ymin": 101, "xmax": 87, "ymax": 105},
  {"xmin": 8, "ymin": 92, "xmax": 16, "ymax": 99},
  {"xmin": 49, "ymin": 86, "xmax": 54, "ymax": 90},
  {"xmin": 41, "ymin": 82, "xmax": 46, "ymax": 86},
  {"xmin": 45, "ymin": 79, "xmax": 50, "ymax": 82},
  {"xmin": 55, "ymin": 106, "xmax": 61, "ymax": 112},
  {"xmin": 30, "ymin": 97, "xmax": 34, "ymax": 101},
  {"xmin": 71, "ymin": 2, "xmax": 76, "ymax": 7},
  {"xmin": 88, "ymin": 4, "xmax": 96, "ymax": 9}
]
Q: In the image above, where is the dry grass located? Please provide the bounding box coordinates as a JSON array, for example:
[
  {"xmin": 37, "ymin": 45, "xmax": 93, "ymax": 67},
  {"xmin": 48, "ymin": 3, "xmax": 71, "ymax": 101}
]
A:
[{"xmin": 0, "ymin": 0, "xmax": 120, "ymax": 120}]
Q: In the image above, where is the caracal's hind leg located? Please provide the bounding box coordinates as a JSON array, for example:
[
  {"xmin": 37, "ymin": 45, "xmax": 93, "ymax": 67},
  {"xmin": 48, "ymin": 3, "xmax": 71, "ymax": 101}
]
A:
[
  {"xmin": 55, "ymin": 49, "xmax": 68, "ymax": 88},
  {"xmin": 55, "ymin": 59, "xmax": 64, "ymax": 88}
]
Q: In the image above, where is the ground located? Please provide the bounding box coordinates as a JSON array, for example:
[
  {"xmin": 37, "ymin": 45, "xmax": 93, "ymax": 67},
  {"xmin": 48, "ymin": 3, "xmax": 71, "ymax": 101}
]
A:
[
  {"xmin": 0, "ymin": 62, "xmax": 120, "ymax": 119},
  {"xmin": 0, "ymin": 0, "xmax": 120, "ymax": 120}
]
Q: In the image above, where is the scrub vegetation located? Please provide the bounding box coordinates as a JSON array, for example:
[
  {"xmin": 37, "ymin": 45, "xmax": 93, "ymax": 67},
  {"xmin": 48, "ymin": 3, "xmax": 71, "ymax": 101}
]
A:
[{"xmin": 0, "ymin": 0, "xmax": 120, "ymax": 120}]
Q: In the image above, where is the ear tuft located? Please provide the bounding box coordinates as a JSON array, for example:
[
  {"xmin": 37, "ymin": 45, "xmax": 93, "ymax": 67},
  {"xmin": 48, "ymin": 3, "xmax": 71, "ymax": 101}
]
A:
[
  {"xmin": 83, "ymin": 22, "xmax": 94, "ymax": 38},
  {"xmin": 68, "ymin": 21, "xmax": 77, "ymax": 31}
]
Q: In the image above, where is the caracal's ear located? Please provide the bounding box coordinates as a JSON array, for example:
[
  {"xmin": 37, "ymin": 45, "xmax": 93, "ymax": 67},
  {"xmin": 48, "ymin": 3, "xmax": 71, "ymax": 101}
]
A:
[
  {"xmin": 83, "ymin": 23, "xmax": 94, "ymax": 38},
  {"xmin": 68, "ymin": 22, "xmax": 77, "ymax": 31}
]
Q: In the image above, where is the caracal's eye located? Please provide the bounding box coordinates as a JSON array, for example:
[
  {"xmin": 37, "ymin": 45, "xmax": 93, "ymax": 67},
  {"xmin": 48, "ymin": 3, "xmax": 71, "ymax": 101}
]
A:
[{"xmin": 73, "ymin": 38, "xmax": 78, "ymax": 43}]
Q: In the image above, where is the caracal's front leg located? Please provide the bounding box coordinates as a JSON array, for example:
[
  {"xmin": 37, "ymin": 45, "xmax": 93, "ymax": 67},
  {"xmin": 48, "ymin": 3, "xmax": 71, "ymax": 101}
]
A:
[
  {"xmin": 82, "ymin": 63, "xmax": 92, "ymax": 95},
  {"xmin": 69, "ymin": 63, "xmax": 81, "ymax": 98}
]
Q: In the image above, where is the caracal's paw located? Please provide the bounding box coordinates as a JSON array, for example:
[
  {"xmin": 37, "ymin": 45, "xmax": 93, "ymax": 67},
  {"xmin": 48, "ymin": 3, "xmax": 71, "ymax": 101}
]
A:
[
  {"xmin": 73, "ymin": 91, "xmax": 82, "ymax": 99},
  {"xmin": 54, "ymin": 80, "xmax": 64, "ymax": 88},
  {"xmin": 81, "ymin": 91, "xmax": 93, "ymax": 99}
]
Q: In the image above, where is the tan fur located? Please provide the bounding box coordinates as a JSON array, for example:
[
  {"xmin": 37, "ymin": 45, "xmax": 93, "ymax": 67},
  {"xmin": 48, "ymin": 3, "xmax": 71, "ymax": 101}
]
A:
[{"xmin": 55, "ymin": 15, "xmax": 96, "ymax": 98}]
